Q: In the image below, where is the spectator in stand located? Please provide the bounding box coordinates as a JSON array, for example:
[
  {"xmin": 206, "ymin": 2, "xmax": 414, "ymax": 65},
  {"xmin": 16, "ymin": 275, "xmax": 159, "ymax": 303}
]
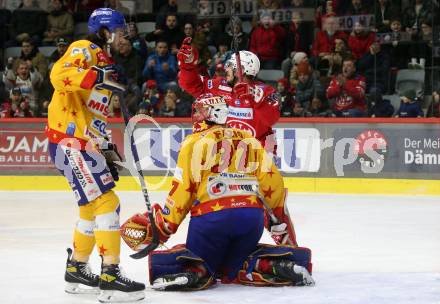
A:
[
  {"xmin": 43, "ymin": 0, "xmax": 74, "ymax": 45},
  {"xmin": 127, "ymin": 22, "xmax": 148, "ymax": 60},
  {"xmin": 114, "ymin": 38, "xmax": 143, "ymax": 114},
  {"xmin": 277, "ymin": 78, "xmax": 295, "ymax": 117},
  {"xmin": 6, "ymin": 0, "xmax": 47, "ymax": 47},
  {"xmin": 408, "ymin": 19, "xmax": 435, "ymax": 69},
  {"xmin": 156, "ymin": 0, "xmax": 178, "ymax": 27},
  {"xmin": 305, "ymin": 94, "xmax": 334, "ymax": 117},
  {"xmin": 114, "ymin": 37, "xmax": 143, "ymax": 86},
  {"xmin": 40, "ymin": 100, "xmax": 50, "ymax": 117},
  {"xmin": 426, "ymin": 91, "xmax": 440, "ymax": 118},
  {"xmin": 346, "ymin": 0, "xmax": 372, "ymax": 15},
  {"xmin": 145, "ymin": 13, "xmax": 185, "ymax": 56},
  {"xmin": 48, "ymin": 37, "xmax": 69, "ymax": 69},
  {"xmin": 314, "ymin": 0, "xmax": 336, "ymax": 31},
  {"xmin": 15, "ymin": 38, "xmax": 49, "ymax": 79},
  {"xmin": 296, "ymin": 62, "xmax": 324, "ymax": 109},
  {"xmin": 192, "ymin": 22, "xmax": 213, "ymax": 76},
  {"xmin": 311, "ymin": 15, "xmax": 347, "ymax": 75},
  {"xmin": 224, "ymin": 16, "xmax": 249, "ymax": 51},
  {"xmin": 183, "ymin": 22, "xmax": 194, "ymax": 39},
  {"xmin": 326, "ymin": 38, "xmax": 352, "ymax": 76},
  {"xmin": 289, "ymin": 51, "xmax": 309, "ymax": 87},
  {"xmin": 105, "ymin": 0, "xmax": 130, "ymax": 15},
  {"xmin": 395, "ymin": 89, "xmax": 424, "ymax": 117},
  {"xmin": 281, "ymin": 11, "xmax": 314, "ymax": 79},
  {"xmin": 8, "ymin": 87, "xmax": 33, "ymax": 117},
  {"xmin": 357, "ymin": 41, "xmax": 390, "ymax": 93},
  {"xmin": 108, "ymin": 94, "xmax": 122, "ymax": 118},
  {"xmin": 367, "ymin": 87, "xmax": 394, "ymax": 117},
  {"xmin": 402, "ymin": 0, "xmax": 433, "ymax": 36},
  {"xmin": 0, "ymin": 103, "xmax": 13, "ymax": 118},
  {"xmin": 142, "ymin": 40, "xmax": 178, "ymax": 93},
  {"xmin": 374, "ymin": 0, "xmax": 399, "ymax": 32},
  {"xmin": 159, "ymin": 88, "xmax": 177, "ymax": 117},
  {"xmin": 249, "ymin": 11, "xmax": 286, "ymax": 69},
  {"xmin": 326, "ymin": 58, "xmax": 367, "ymax": 117},
  {"xmin": 348, "ymin": 22, "xmax": 376, "ymax": 60},
  {"xmin": 141, "ymin": 79, "xmax": 161, "ymax": 116},
  {"xmin": 291, "ymin": 101, "xmax": 306, "ymax": 117},
  {"xmin": 382, "ymin": 17, "xmax": 410, "ymax": 69},
  {"xmin": 3, "ymin": 59, "xmax": 43, "ymax": 113},
  {"xmin": 137, "ymin": 100, "xmax": 153, "ymax": 116}
]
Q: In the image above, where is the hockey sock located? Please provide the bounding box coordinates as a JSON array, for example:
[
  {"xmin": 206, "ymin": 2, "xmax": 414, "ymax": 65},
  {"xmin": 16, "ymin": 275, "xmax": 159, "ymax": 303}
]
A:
[
  {"xmin": 73, "ymin": 202, "xmax": 96, "ymax": 262},
  {"xmin": 93, "ymin": 190, "xmax": 121, "ymax": 265}
]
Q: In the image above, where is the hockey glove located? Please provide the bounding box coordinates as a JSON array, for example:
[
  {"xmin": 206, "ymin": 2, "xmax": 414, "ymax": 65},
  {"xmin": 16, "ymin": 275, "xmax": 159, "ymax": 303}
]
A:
[
  {"xmin": 177, "ymin": 37, "xmax": 199, "ymax": 69},
  {"xmin": 101, "ymin": 142, "xmax": 123, "ymax": 181},
  {"xmin": 92, "ymin": 64, "xmax": 127, "ymax": 93},
  {"xmin": 120, "ymin": 204, "xmax": 172, "ymax": 251},
  {"xmin": 233, "ymin": 82, "xmax": 254, "ymax": 106}
]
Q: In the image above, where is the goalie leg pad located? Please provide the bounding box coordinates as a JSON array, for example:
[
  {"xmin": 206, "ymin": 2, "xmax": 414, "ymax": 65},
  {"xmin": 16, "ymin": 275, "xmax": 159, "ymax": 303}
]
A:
[
  {"xmin": 237, "ymin": 244, "xmax": 312, "ymax": 286},
  {"xmin": 149, "ymin": 244, "xmax": 214, "ymax": 291}
]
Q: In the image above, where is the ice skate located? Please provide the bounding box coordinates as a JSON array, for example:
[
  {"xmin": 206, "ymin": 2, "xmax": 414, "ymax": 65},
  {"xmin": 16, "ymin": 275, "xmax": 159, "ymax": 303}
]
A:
[
  {"xmin": 98, "ymin": 264, "xmax": 145, "ymax": 303},
  {"xmin": 151, "ymin": 272, "xmax": 199, "ymax": 291},
  {"xmin": 272, "ymin": 260, "xmax": 315, "ymax": 286},
  {"xmin": 64, "ymin": 248, "xmax": 100, "ymax": 294}
]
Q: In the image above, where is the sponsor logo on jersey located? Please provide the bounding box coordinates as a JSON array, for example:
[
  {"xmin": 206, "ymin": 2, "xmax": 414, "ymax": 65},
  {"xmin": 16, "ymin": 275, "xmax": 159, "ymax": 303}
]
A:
[
  {"xmin": 227, "ymin": 119, "xmax": 256, "ymax": 136},
  {"xmin": 87, "ymin": 91, "xmax": 110, "ymax": 116},
  {"xmin": 91, "ymin": 118, "xmax": 108, "ymax": 136},
  {"xmin": 70, "ymin": 47, "xmax": 91, "ymax": 62},
  {"xmin": 208, "ymin": 181, "xmax": 226, "ymax": 197},
  {"xmin": 166, "ymin": 197, "xmax": 175, "ymax": 207},
  {"xmin": 219, "ymin": 172, "xmax": 247, "ymax": 179},
  {"xmin": 100, "ymin": 172, "xmax": 113, "ymax": 186},
  {"xmin": 207, "ymin": 79, "xmax": 213, "ymax": 89},
  {"xmin": 228, "ymin": 106, "xmax": 253, "ymax": 120},
  {"xmin": 90, "ymin": 43, "xmax": 98, "ymax": 50},
  {"xmin": 207, "ymin": 178, "xmax": 258, "ymax": 198}
]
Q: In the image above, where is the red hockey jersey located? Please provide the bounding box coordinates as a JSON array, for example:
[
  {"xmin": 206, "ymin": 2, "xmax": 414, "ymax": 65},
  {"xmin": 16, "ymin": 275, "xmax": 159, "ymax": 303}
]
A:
[{"xmin": 178, "ymin": 68, "xmax": 280, "ymax": 147}]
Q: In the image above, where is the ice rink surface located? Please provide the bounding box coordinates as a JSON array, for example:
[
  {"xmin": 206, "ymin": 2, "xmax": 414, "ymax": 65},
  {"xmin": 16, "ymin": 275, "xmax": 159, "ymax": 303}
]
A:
[{"xmin": 1, "ymin": 191, "xmax": 439, "ymax": 304}]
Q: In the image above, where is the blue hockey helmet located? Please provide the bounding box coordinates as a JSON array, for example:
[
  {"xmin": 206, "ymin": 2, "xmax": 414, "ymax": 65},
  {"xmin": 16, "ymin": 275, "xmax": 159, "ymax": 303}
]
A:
[{"xmin": 88, "ymin": 8, "xmax": 126, "ymax": 34}]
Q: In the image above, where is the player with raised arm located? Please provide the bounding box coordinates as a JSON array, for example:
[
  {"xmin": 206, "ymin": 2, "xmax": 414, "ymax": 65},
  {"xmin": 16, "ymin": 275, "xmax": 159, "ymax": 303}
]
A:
[
  {"xmin": 120, "ymin": 94, "xmax": 314, "ymax": 291},
  {"xmin": 46, "ymin": 8, "xmax": 145, "ymax": 303},
  {"xmin": 178, "ymin": 37, "xmax": 280, "ymax": 153}
]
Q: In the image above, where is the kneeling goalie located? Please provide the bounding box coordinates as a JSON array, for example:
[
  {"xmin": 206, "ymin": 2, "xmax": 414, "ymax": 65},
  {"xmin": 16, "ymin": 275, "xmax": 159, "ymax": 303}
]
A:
[{"xmin": 121, "ymin": 94, "xmax": 315, "ymax": 290}]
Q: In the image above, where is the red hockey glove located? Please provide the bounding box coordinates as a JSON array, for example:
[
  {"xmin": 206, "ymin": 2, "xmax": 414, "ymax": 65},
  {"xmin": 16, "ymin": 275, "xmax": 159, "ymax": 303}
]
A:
[
  {"xmin": 233, "ymin": 82, "xmax": 254, "ymax": 106},
  {"xmin": 120, "ymin": 204, "xmax": 172, "ymax": 251},
  {"xmin": 177, "ymin": 37, "xmax": 199, "ymax": 69}
]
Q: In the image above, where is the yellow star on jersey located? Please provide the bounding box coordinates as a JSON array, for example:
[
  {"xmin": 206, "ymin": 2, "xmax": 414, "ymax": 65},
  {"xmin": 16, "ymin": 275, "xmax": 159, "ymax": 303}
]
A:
[{"xmin": 211, "ymin": 202, "xmax": 224, "ymax": 212}]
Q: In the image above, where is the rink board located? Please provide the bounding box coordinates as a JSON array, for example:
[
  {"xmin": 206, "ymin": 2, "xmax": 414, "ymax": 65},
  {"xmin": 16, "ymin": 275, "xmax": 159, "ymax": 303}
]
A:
[{"xmin": 1, "ymin": 175, "xmax": 440, "ymax": 195}]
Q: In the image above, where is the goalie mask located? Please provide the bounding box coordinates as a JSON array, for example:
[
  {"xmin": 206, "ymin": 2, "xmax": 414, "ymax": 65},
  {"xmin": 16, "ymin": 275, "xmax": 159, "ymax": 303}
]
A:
[{"xmin": 192, "ymin": 93, "xmax": 228, "ymax": 125}]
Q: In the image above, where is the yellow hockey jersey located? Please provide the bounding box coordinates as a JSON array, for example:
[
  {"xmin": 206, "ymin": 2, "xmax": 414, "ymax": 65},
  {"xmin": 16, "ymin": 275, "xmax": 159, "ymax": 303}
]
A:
[
  {"xmin": 47, "ymin": 40, "xmax": 113, "ymax": 149},
  {"xmin": 161, "ymin": 125, "xmax": 285, "ymax": 233}
]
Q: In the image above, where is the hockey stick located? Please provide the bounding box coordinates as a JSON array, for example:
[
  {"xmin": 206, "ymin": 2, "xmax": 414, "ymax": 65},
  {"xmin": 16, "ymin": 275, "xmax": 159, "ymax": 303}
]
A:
[
  {"xmin": 230, "ymin": 3, "xmax": 244, "ymax": 82},
  {"xmin": 116, "ymin": 91, "xmax": 160, "ymax": 259}
]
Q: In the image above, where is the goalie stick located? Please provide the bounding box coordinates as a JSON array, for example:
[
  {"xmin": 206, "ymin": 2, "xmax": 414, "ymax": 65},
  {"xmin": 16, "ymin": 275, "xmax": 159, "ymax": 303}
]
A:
[{"xmin": 116, "ymin": 91, "xmax": 160, "ymax": 259}]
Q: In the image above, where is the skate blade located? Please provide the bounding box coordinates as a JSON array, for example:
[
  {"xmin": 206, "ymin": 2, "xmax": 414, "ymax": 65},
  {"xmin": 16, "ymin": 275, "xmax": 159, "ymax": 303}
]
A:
[
  {"xmin": 65, "ymin": 282, "xmax": 99, "ymax": 294},
  {"xmin": 98, "ymin": 290, "xmax": 145, "ymax": 303},
  {"xmin": 151, "ymin": 276, "xmax": 188, "ymax": 291}
]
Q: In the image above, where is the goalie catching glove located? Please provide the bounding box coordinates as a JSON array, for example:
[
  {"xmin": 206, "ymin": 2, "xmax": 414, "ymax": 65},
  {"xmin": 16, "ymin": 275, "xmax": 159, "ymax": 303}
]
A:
[{"xmin": 120, "ymin": 204, "xmax": 174, "ymax": 251}]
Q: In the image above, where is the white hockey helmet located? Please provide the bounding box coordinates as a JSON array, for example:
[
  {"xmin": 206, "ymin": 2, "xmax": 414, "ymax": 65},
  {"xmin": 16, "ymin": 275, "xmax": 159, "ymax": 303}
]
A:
[
  {"xmin": 225, "ymin": 51, "xmax": 260, "ymax": 77},
  {"xmin": 192, "ymin": 93, "xmax": 228, "ymax": 125}
]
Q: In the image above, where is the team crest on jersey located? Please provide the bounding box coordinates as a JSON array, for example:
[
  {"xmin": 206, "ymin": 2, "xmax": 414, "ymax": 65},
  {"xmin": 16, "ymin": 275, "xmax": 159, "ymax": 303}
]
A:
[{"xmin": 227, "ymin": 119, "xmax": 256, "ymax": 136}]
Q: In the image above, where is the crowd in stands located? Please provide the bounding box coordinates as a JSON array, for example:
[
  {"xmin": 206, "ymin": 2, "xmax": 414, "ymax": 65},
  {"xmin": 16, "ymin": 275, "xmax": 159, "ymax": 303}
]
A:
[{"xmin": 1, "ymin": 0, "xmax": 439, "ymax": 119}]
